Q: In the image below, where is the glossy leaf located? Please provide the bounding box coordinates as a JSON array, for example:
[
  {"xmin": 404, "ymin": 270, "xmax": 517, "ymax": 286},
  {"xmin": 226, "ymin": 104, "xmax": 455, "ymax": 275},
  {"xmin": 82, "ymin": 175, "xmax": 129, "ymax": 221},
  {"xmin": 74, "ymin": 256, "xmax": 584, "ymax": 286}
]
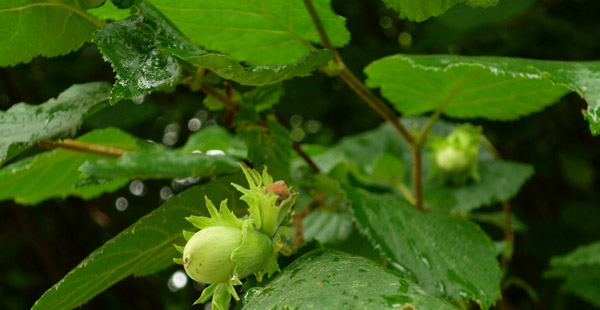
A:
[
  {"xmin": 79, "ymin": 151, "xmax": 239, "ymax": 180},
  {"xmin": 346, "ymin": 186, "xmax": 502, "ymax": 308},
  {"xmin": 150, "ymin": 0, "xmax": 350, "ymax": 65},
  {"xmin": 94, "ymin": 0, "xmax": 332, "ymax": 102},
  {"xmin": 243, "ymin": 249, "xmax": 459, "ymax": 310},
  {"xmin": 424, "ymin": 160, "xmax": 535, "ymax": 214},
  {"xmin": 0, "ymin": 82, "xmax": 111, "ymax": 165},
  {"xmin": 0, "ymin": 128, "xmax": 146, "ymax": 205},
  {"xmin": 93, "ymin": 0, "xmax": 195, "ymax": 102},
  {"xmin": 382, "ymin": 0, "xmax": 499, "ymax": 22},
  {"xmin": 365, "ymin": 55, "xmax": 600, "ymax": 135},
  {"xmin": 0, "ymin": 0, "xmax": 103, "ymax": 66},
  {"xmin": 32, "ymin": 173, "xmax": 245, "ymax": 310},
  {"xmin": 546, "ymin": 241, "xmax": 600, "ymax": 306},
  {"xmin": 178, "ymin": 49, "xmax": 332, "ymax": 86}
]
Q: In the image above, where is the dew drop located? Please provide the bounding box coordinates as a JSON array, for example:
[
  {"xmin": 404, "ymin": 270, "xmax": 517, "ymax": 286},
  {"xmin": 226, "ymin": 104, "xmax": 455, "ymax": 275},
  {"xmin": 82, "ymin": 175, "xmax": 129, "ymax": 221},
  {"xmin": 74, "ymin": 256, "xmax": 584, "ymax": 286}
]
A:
[
  {"xmin": 160, "ymin": 187, "xmax": 173, "ymax": 200},
  {"xmin": 115, "ymin": 197, "xmax": 128, "ymax": 211},
  {"xmin": 188, "ymin": 118, "xmax": 201, "ymax": 131},
  {"xmin": 206, "ymin": 149, "xmax": 225, "ymax": 156},
  {"xmin": 129, "ymin": 179, "xmax": 146, "ymax": 196},
  {"xmin": 167, "ymin": 270, "xmax": 188, "ymax": 292}
]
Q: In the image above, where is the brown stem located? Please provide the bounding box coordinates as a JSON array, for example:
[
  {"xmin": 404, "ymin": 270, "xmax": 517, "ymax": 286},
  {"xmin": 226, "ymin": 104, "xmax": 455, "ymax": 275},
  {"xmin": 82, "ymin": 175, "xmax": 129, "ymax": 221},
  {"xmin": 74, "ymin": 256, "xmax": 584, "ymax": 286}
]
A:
[
  {"xmin": 501, "ymin": 200, "xmax": 514, "ymax": 266},
  {"xmin": 197, "ymin": 84, "xmax": 321, "ymax": 174},
  {"xmin": 293, "ymin": 194, "xmax": 325, "ymax": 247},
  {"xmin": 301, "ymin": 0, "xmax": 414, "ymax": 144},
  {"xmin": 200, "ymin": 83, "xmax": 240, "ymax": 112},
  {"xmin": 338, "ymin": 69, "xmax": 414, "ymax": 144},
  {"xmin": 411, "ymin": 148, "xmax": 424, "ymax": 211},
  {"xmin": 292, "ymin": 142, "xmax": 321, "ymax": 173},
  {"xmin": 38, "ymin": 139, "xmax": 128, "ymax": 158}
]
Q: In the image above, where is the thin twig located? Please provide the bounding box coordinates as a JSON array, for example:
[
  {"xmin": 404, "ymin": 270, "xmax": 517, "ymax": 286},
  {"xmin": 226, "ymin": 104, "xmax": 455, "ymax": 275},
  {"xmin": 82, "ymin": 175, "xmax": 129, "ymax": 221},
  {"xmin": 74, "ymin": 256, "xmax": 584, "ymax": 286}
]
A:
[
  {"xmin": 197, "ymin": 82, "xmax": 322, "ymax": 173},
  {"xmin": 411, "ymin": 148, "xmax": 424, "ymax": 211},
  {"xmin": 200, "ymin": 83, "xmax": 240, "ymax": 112},
  {"xmin": 292, "ymin": 142, "xmax": 321, "ymax": 173},
  {"xmin": 338, "ymin": 69, "xmax": 415, "ymax": 143},
  {"xmin": 301, "ymin": 0, "xmax": 414, "ymax": 144},
  {"xmin": 416, "ymin": 108, "xmax": 445, "ymax": 148},
  {"xmin": 38, "ymin": 140, "xmax": 128, "ymax": 158},
  {"xmin": 501, "ymin": 200, "xmax": 514, "ymax": 266}
]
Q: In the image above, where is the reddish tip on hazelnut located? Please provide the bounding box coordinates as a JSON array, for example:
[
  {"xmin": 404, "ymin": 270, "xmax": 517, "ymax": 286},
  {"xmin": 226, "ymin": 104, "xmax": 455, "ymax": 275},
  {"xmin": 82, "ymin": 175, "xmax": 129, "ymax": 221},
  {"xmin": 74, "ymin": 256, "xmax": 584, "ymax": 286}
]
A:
[{"xmin": 265, "ymin": 181, "xmax": 290, "ymax": 205}]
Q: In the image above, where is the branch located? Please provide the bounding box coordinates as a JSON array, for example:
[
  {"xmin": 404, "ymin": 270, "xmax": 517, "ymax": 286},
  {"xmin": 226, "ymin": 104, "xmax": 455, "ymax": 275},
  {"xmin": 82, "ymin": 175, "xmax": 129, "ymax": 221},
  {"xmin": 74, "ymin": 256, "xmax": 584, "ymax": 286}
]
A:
[
  {"xmin": 38, "ymin": 139, "xmax": 128, "ymax": 158},
  {"xmin": 301, "ymin": 0, "xmax": 414, "ymax": 144},
  {"xmin": 200, "ymin": 83, "xmax": 240, "ymax": 112},
  {"xmin": 292, "ymin": 142, "xmax": 321, "ymax": 173},
  {"xmin": 411, "ymin": 148, "xmax": 424, "ymax": 211},
  {"xmin": 196, "ymin": 81, "xmax": 321, "ymax": 174},
  {"xmin": 501, "ymin": 200, "xmax": 514, "ymax": 266}
]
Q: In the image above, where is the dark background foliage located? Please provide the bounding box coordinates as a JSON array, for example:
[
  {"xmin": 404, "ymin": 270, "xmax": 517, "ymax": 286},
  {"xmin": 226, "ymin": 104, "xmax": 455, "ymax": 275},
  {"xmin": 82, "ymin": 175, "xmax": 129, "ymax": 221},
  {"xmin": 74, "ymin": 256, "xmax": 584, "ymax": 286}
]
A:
[{"xmin": 1, "ymin": 0, "xmax": 599, "ymax": 309}]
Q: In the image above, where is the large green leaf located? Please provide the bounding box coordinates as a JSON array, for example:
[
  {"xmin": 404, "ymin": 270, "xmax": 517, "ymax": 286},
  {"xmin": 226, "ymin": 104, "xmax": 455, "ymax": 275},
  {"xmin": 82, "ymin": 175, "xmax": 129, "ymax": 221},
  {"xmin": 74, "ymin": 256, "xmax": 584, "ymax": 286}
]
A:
[
  {"xmin": 32, "ymin": 173, "xmax": 245, "ymax": 310},
  {"xmin": 365, "ymin": 55, "xmax": 600, "ymax": 135},
  {"xmin": 0, "ymin": 0, "xmax": 103, "ymax": 66},
  {"xmin": 382, "ymin": 0, "xmax": 499, "ymax": 22},
  {"xmin": 424, "ymin": 160, "xmax": 534, "ymax": 214},
  {"xmin": 0, "ymin": 128, "xmax": 147, "ymax": 205},
  {"xmin": 546, "ymin": 241, "xmax": 600, "ymax": 307},
  {"xmin": 0, "ymin": 82, "xmax": 111, "ymax": 165},
  {"xmin": 149, "ymin": 0, "xmax": 350, "ymax": 65},
  {"xmin": 346, "ymin": 186, "xmax": 502, "ymax": 308},
  {"xmin": 243, "ymin": 249, "xmax": 459, "ymax": 310},
  {"xmin": 94, "ymin": 1, "xmax": 332, "ymax": 102}
]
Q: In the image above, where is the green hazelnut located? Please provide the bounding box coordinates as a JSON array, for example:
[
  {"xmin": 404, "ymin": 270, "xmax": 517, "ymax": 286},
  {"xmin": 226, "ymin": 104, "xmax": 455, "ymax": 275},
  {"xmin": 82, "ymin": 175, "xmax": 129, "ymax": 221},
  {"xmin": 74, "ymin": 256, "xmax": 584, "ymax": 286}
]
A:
[
  {"xmin": 175, "ymin": 163, "xmax": 298, "ymax": 309},
  {"xmin": 183, "ymin": 226, "xmax": 242, "ymax": 284},
  {"xmin": 435, "ymin": 146, "xmax": 471, "ymax": 174},
  {"xmin": 429, "ymin": 124, "xmax": 481, "ymax": 185}
]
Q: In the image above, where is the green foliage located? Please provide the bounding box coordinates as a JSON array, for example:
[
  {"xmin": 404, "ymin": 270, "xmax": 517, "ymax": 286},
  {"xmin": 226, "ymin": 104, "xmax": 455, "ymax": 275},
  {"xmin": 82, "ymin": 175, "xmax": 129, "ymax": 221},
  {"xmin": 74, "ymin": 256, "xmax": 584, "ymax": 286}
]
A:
[
  {"xmin": 243, "ymin": 249, "xmax": 459, "ymax": 310},
  {"xmin": 31, "ymin": 173, "xmax": 245, "ymax": 310},
  {"xmin": 0, "ymin": 82, "xmax": 111, "ymax": 165},
  {"xmin": 79, "ymin": 151, "xmax": 239, "ymax": 180},
  {"xmin": 546, "ymin": 241, "xmax": 600, "ymax": 306},
  {"xmin": 381, "ymin": 0, "xmax": 499, "ymax": 22},
  {"xmin": 238, "ymin": 117, "xmax": 292, "ymax": 181},
  {"xmin": 1, "ymin": 0, "xmax": 599, "ymax": 309},
  {"xmin": 148, "ymin": 0, "xmax": 350, "ymax": 65},
  {"xmin": 94, "ymin": 0, "xmax": 332, "ymax": 102},
  {"xmin": 0, "ymin": 0, "xmax": 103, "ymax": 66},
  {"xmin": 346, "ymin": 186, "xmax": 502, "ymax": 308},
  {"xmin": 179, "ymin": 49, "xmax": 332, "ymax": 87},
  {"xmin": 365, "ymin": 55, "xmax": 600, "ymax": 135},
  {"xmin": 93, "ymin": 0, "xmax": 195, "ymax": 102},
  {"xmin": 0, "ymin": 128, "xmax": 141, "ymax": 205},
  {"xmin": 80, "ymin": 125, "xmax": 242, "ymax": 181},
  {"xmin": 425, "ymin": 160, "xmax": 534, "ymax": 213}
]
